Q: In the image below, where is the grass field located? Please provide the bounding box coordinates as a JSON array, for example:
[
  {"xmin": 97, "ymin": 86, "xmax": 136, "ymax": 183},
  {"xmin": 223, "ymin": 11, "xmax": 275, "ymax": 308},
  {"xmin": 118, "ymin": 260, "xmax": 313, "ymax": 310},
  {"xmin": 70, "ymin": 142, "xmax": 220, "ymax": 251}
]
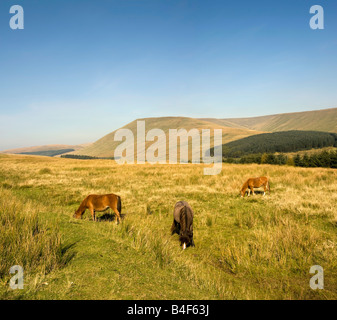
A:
[{"xmin": 0, "ymin": 154, "xmax": 336, "ymax": 300}]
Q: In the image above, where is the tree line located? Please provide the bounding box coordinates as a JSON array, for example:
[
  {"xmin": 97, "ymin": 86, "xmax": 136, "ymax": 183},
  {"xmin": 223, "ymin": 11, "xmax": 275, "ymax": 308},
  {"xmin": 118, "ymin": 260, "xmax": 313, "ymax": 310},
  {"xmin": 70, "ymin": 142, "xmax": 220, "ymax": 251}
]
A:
[
  {"xmin": 61, "ymin": 154, "xmax": 99, "ymax": 159},
  {"xmin": 224, "ymin": 149, "xmax": 337, "ymax": 168},
  {"xmin": 61, "ymin": 154, "xmax": 115, "ymax": 160},
  {"xmin": 217, "ymin": 130, "xmax": 337, "ymax": 158}
]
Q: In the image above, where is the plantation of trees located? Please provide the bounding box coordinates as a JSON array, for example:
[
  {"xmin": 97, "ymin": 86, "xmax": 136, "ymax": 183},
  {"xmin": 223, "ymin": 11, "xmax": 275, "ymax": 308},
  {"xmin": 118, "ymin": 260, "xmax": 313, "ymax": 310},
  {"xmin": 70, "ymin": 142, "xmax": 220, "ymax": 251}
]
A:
[
  {"xmin": 224, "ymin": 150, "xmax": 337, "ymax": 168},
  {"xmin": 61, "ymin": 154, "xmax": 100, "ymax": 160},
  {"xmin": 217, "ymin": 130, "xmax": 337, "ymax": 168},
  {"xmin": 61, "ymin": 154, "xmax": 115, "ymax": 160},
  {"xmin": 219, "ymin": 131, "xmax": 337, "ymax": 158}
]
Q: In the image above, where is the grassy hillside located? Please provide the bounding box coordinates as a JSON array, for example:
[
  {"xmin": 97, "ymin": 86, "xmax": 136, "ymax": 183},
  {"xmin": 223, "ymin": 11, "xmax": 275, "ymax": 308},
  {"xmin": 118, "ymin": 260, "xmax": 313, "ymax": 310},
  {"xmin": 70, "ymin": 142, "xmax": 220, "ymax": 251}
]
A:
[
  {"xmin": 202, "ymin": 108, "xmax": 337, "ymax": 133},
  {"xmin": 71, "ymin": 117, "xmax": 263, "ymax": 159},
  {"xmin": 0, "ymin": 154, "xmax": 336, "ymax": 299},
  {"xmin": 72, "ymin": 108, "xmax": 337, "ymax": 159},
  {"xmin": 219, "ymin": 131, "xmax": 337, "ymax": 158},
  {"xmin": 283, "ymin": 146, "xmax": 337, "ymax": 157},
  {"xmin": 4, "ymin": 108, "xmax": 336, "ymax": 160}
]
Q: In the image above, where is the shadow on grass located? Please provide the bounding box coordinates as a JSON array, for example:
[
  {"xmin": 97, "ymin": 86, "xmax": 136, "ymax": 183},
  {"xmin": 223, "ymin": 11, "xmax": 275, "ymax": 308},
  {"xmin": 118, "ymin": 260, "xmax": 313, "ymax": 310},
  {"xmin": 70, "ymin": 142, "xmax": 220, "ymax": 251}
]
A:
[
  {"xmin": 243, "ymin": 190, "xmax": 269, "ymax": 197},
  {"xmin": 97, "ymin": 213, "xmax": 126, "ymax": 222}
]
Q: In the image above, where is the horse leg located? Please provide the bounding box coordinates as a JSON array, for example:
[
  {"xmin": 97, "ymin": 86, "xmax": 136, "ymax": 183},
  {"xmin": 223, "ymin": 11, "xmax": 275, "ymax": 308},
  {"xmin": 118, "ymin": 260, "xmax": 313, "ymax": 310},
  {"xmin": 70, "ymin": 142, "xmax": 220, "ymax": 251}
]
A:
[
  {"xmin": 250, "ymin": 186, "xmax": 255, "ymax": 196},
  {"xmin": 112, "ymin": 206, "xmax": 121, "ymax": 224},
  {"xmin": 263, "ymin": 184, "xmax": 266, "ymax": 196},
  {"xmin": 247, "ymin": 189, "xmax": 251, "ymax": 197},
  {"xmin": 90, "ymin": 208, "xmax": 95, "ymax": 222}
]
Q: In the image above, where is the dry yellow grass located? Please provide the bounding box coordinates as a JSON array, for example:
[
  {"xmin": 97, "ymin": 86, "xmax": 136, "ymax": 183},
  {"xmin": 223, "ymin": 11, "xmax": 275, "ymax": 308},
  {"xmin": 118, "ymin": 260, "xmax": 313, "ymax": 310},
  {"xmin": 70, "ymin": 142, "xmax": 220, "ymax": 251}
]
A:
[{"xmin": 0, "ymin": 154, "xmax": 336, "ymax": 299}]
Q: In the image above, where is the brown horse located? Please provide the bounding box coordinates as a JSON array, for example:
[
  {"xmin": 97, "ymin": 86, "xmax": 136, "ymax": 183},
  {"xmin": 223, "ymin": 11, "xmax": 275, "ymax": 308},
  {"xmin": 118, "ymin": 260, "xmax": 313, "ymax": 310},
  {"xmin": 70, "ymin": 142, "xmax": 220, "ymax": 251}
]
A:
[
  {"xmin": 74, "ymin": 193, "xmax": 122, "ymax": 223},
  {"xmin": 240, "ymin": 176, "xmax": 270, "ymax": 197},
  {"xmin": 171, "ymin": 201, "xmax": 195, "ymax": 249}
]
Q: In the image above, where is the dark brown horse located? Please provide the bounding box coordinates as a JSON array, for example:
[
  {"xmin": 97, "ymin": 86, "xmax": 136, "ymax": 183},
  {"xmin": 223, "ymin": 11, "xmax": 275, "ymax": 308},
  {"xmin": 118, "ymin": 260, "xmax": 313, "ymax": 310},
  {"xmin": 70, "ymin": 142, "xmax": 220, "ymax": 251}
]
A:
[
  {"xmin": 240, "ymin": 176, "xmax": 270, "ymax": 197},
  {"xmin": 74, "ymin": 193, "xmax": 122, "ymax": 223},
  {"xmin": 170, "ymin": 201, "xmax": 195, "ymax": 249}
]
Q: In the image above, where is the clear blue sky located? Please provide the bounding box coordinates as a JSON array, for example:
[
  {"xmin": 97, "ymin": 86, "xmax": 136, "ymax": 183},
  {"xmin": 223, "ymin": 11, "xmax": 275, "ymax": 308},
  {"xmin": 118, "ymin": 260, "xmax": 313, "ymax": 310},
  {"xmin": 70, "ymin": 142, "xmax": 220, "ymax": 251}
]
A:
[{"xmin": 0, "ymin": 0, "xmax": 337, "ymax": 150}]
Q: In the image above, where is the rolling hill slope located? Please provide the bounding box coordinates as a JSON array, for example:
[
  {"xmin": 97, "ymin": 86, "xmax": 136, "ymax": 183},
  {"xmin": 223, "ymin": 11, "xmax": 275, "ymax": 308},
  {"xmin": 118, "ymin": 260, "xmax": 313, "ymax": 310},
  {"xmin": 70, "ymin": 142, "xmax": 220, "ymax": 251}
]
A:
[
  {"xmin": 70, "ymin": 117, "xmax": 263, "ymax": 159},
  {"xmin": 202, "ymin": 107, "xmax": 337, "ymax": 133},
  {"xmin": 70, "ymin": 108, "xmax": 337, "ymax": 159},
  {"xmin": 5, "ymin": 108, "xmax": 336, "ymax": 159}
]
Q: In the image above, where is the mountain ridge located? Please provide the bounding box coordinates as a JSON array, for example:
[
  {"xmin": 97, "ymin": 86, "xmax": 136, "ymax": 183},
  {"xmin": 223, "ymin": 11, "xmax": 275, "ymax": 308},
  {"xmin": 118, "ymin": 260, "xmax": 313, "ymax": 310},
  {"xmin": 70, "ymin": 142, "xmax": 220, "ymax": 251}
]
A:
[
  {"xmin": 2, "ymin": 108, "xmax": 336, "ymax": 158},
  {"xmin": 68, "ymin": 117, "xmax": 264, "ymax": 158},
  {"xmin": 201, "ymin": 107, "xmax": 337, "ymax": 132},
  {"xmin": 71, "ymin": 108, "xmax": 337, "ymax": 158}
]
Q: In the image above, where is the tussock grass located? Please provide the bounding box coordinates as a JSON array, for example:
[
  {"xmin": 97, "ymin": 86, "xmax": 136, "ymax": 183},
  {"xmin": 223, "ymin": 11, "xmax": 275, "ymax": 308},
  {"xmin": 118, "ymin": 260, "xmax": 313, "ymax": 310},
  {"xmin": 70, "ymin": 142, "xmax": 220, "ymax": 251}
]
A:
[
  {"xmin": 39, "ymin": 168, "xmax": 52, "ymax": 175},
  {"xmin": 0, "ymin": 189, "xmax": 71, "ymax": 282},
  {"xmin": 0, "ymin": 155, "xmax": 336, "ymax": 299}
]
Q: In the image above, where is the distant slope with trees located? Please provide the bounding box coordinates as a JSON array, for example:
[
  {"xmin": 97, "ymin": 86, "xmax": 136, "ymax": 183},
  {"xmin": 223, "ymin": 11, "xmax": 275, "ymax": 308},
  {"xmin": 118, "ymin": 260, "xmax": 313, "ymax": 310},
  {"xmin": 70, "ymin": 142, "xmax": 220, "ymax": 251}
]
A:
[
  {"xmin": 73, "ymin": 108, "xmax": 337, "ymax": 159},
  {"xmin": 3, "ymin": 108, "xmax": 337, "ymax": 160},
  {"xmin": 217, "ymin": 131, "xmax": 337, "ymax": 158}
]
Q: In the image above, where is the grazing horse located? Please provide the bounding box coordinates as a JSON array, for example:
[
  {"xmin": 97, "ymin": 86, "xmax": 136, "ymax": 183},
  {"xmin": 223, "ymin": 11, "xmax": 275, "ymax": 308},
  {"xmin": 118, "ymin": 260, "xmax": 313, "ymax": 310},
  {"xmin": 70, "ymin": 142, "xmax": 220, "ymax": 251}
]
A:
[
  {"xmin": 240, "ymin": 176, "xmax": 270, "ymax": 197},
  {"xmin": 74, "ymin": 193, "xmax": 122, "ymax": 223},
  {"xmin": 170, "ymin": 201, "xmax": 195, "ymax": 249}
]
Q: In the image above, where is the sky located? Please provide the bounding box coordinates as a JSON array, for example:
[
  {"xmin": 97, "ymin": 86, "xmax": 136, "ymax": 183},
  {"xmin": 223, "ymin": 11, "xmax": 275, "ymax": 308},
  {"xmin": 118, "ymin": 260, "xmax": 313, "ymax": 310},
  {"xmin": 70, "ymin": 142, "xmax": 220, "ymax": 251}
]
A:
[{"xmin": 0, "ymin": 0, "xmax": 337, "ymax": 150}]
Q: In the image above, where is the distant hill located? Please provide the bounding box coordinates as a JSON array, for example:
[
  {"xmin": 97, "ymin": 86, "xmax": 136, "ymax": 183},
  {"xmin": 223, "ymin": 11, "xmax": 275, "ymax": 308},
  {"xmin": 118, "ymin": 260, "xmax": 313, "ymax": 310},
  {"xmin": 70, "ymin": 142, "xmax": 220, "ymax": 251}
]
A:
[
  {"xmin": 3, "ymin": 108, "xmax": 337, "ymax": 160},
  {"xmin": 217, "ymin": 131, "xmax": 337, "ymax": 158},
  {"xmin": 20, "ymin": 149, "xmax": 76, "ymax": 157},
  {"xmin": 201, "ymin": 108, "xmax": 337, "ymax": 133},
  {"xmin": 1, "ymin": 144, "xmax": 91, "ymax": 157},
  {"xmin": 69, "ymin": 117, "xmax": 263, "ymax": 159},
  {"xmin": 71, "ymin": 108, "xmax": 337, "ymax": 159}
]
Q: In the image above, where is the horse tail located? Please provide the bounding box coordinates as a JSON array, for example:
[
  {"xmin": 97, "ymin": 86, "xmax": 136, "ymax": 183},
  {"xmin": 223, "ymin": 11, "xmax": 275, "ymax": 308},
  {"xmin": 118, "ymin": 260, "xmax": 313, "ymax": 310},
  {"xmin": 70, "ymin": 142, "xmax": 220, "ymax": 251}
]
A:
[
  {"xmin": 267, "ymin": 180, "xmax": 270, "ymax": 192},
  {"xmin": 117, "ymin": 195, "xmax": 122, "ymax": 214},
  {"xmin": 180, "ymin": 205, "xmax": 187, "ymax": 234}
]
